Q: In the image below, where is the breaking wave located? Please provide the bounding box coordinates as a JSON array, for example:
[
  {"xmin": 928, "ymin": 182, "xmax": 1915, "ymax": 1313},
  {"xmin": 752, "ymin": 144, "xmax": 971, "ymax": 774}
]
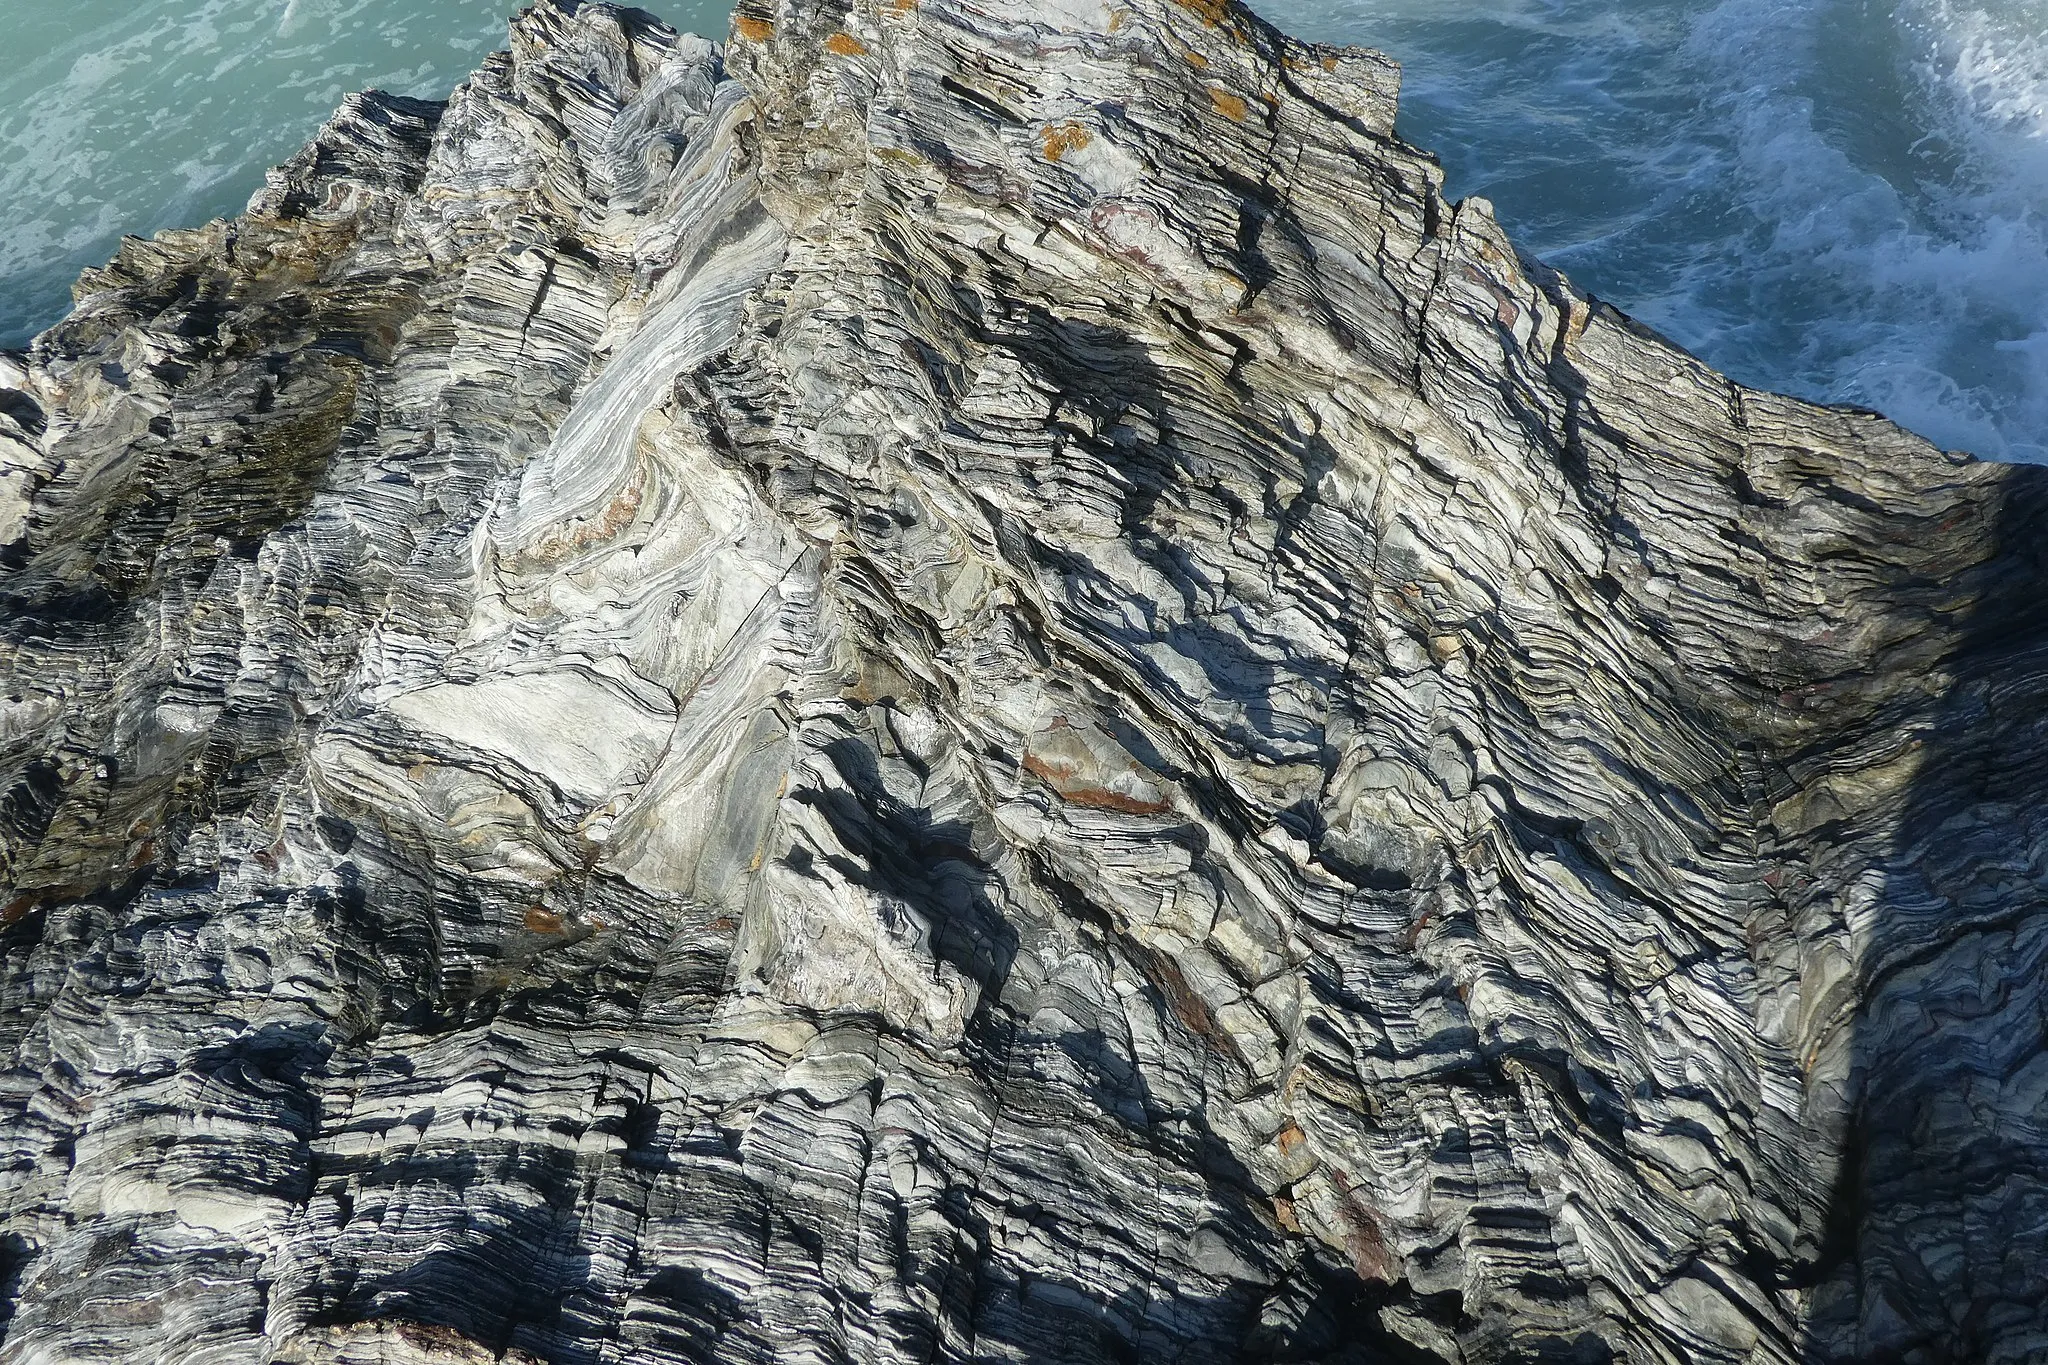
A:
[{"xmin": 1277, "ymin": 0, "xmax": 2048, "ymax": 460}]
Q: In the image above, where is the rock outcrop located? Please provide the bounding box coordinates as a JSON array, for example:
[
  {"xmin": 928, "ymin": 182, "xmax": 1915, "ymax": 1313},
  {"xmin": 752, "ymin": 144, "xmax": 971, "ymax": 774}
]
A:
[{"xmin": 1, "ymin": 2, "xmax": 2044, "ymax": 1362}]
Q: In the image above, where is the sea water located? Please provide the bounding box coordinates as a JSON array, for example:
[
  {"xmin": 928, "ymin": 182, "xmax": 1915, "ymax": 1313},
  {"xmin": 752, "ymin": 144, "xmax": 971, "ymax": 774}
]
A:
[
  {"xmin": 0, "ymin": 0, "xmax": 724, "ymax": 351},
  {"xmin": 2, "ymin": 1, "xmax": 2043, "ymax": 460},
  {"xmin": 1282, "ymin": 0, "xmax": 2048, "ymax": 460}
]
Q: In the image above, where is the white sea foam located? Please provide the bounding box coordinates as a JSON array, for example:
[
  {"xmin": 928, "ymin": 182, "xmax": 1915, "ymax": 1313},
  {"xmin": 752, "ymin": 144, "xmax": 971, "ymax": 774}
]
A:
[
  {"xmin": 1666, "ymin": 0, "xmax": 2048, "ymax": 457},
  {"xmin": 1274, "ymin": 0, "xmax": 2048, "ymax": 461}
]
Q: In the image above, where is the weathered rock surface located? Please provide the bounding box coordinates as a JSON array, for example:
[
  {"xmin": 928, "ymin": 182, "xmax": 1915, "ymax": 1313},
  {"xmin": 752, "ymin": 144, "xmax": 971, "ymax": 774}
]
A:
[{"xmin": 1, "ymin": 2, "xmax": 2044, "ymax": 1362}]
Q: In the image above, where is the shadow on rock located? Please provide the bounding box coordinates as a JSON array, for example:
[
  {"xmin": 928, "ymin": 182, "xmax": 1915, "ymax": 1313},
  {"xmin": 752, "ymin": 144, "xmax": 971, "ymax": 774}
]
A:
[{"xmin": 1802, "ymin": 463, "xmax": 2048, "ymax": 1362}]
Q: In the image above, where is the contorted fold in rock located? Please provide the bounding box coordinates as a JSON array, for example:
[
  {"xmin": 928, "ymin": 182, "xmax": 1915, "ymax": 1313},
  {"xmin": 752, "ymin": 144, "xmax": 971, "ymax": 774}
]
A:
[{"xmin": 0, "ymin": 1, "xmax": 2043, "ymax": 1362}]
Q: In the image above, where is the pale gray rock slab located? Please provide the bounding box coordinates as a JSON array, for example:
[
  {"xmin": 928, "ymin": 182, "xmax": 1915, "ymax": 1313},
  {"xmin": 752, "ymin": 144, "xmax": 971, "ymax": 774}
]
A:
[{"xmin": 0, "ymin": 1, "xmax": 2042, "ymax": 1363}]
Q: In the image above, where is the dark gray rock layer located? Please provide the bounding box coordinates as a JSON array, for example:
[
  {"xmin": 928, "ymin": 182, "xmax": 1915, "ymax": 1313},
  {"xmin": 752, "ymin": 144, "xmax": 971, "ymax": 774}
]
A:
[{"xmin": 0, "ymin": 2, "xmax": 2043, "ymax": 1362}]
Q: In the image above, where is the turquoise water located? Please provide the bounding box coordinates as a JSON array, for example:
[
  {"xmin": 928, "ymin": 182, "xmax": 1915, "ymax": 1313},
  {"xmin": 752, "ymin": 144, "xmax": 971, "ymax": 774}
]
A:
[
  {"xmin": 3, "ymin": 1, "xmax": 2045, "ymax": 459},
  {"xmin": 0, "ymin": 0, "xmax": 724, "ymax": 354}
]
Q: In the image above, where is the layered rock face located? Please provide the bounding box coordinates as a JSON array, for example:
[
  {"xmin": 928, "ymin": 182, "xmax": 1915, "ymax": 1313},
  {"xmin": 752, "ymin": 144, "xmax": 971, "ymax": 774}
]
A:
[{"xmin": 1, "ymin": 1, "xmax": 2045, "ymax": 1362}]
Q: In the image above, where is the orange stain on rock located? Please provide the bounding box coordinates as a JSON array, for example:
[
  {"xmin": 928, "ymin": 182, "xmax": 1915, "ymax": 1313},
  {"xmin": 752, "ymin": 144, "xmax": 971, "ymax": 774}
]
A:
[
  {"xmin": 1173, "ymin": 0, "xmax": 1233, "ymax": 27},
  {"xmin": 1037, "ymin": 122, "xmax": 1094, "ymax": 162},
  {"xmin": 1337, "ymin": 1190, "xmax": 1399, "ymax": 1284},
  {"xmin": 524, "ymin": 907, "xmax": 566, "ymax": 934},
  {"xmin": 1021, "ymin": 753, "xmax": 1170, "ymax": 814},
  {"xmin": 1208, "ymin": 86, "xmax": 1249, "ymax": 121},
  {"xmin": 826, "ymin": 31, "xmax": 869, "ymax": 56},
  {"xmin": 735, "ymin": 15, "xmax": 774, "ymax": 41},
  {"xmin": 525, "ymin": 463, "xmax": 647, "ymax": 566}
]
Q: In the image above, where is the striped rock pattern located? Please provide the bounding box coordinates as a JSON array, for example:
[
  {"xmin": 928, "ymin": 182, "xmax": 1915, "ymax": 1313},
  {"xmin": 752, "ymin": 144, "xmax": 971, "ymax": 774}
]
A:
[{"xmin": 0, "ymin": 1, "xmax": 2044, "ymax": 1362}]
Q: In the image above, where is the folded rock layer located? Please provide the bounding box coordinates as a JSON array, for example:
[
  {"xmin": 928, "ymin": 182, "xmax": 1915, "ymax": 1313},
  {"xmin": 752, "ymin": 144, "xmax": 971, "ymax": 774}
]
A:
[{"xmin": 0, "ymin": 2, "xmax": 2043, "ymax": 1362}]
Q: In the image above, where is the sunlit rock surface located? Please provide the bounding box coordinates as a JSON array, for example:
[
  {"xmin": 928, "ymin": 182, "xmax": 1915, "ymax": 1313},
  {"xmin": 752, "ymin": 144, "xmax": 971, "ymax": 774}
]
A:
[{"xmin": 1, "ymin": 2, "xmax": 2044, "ymax": 1362}]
